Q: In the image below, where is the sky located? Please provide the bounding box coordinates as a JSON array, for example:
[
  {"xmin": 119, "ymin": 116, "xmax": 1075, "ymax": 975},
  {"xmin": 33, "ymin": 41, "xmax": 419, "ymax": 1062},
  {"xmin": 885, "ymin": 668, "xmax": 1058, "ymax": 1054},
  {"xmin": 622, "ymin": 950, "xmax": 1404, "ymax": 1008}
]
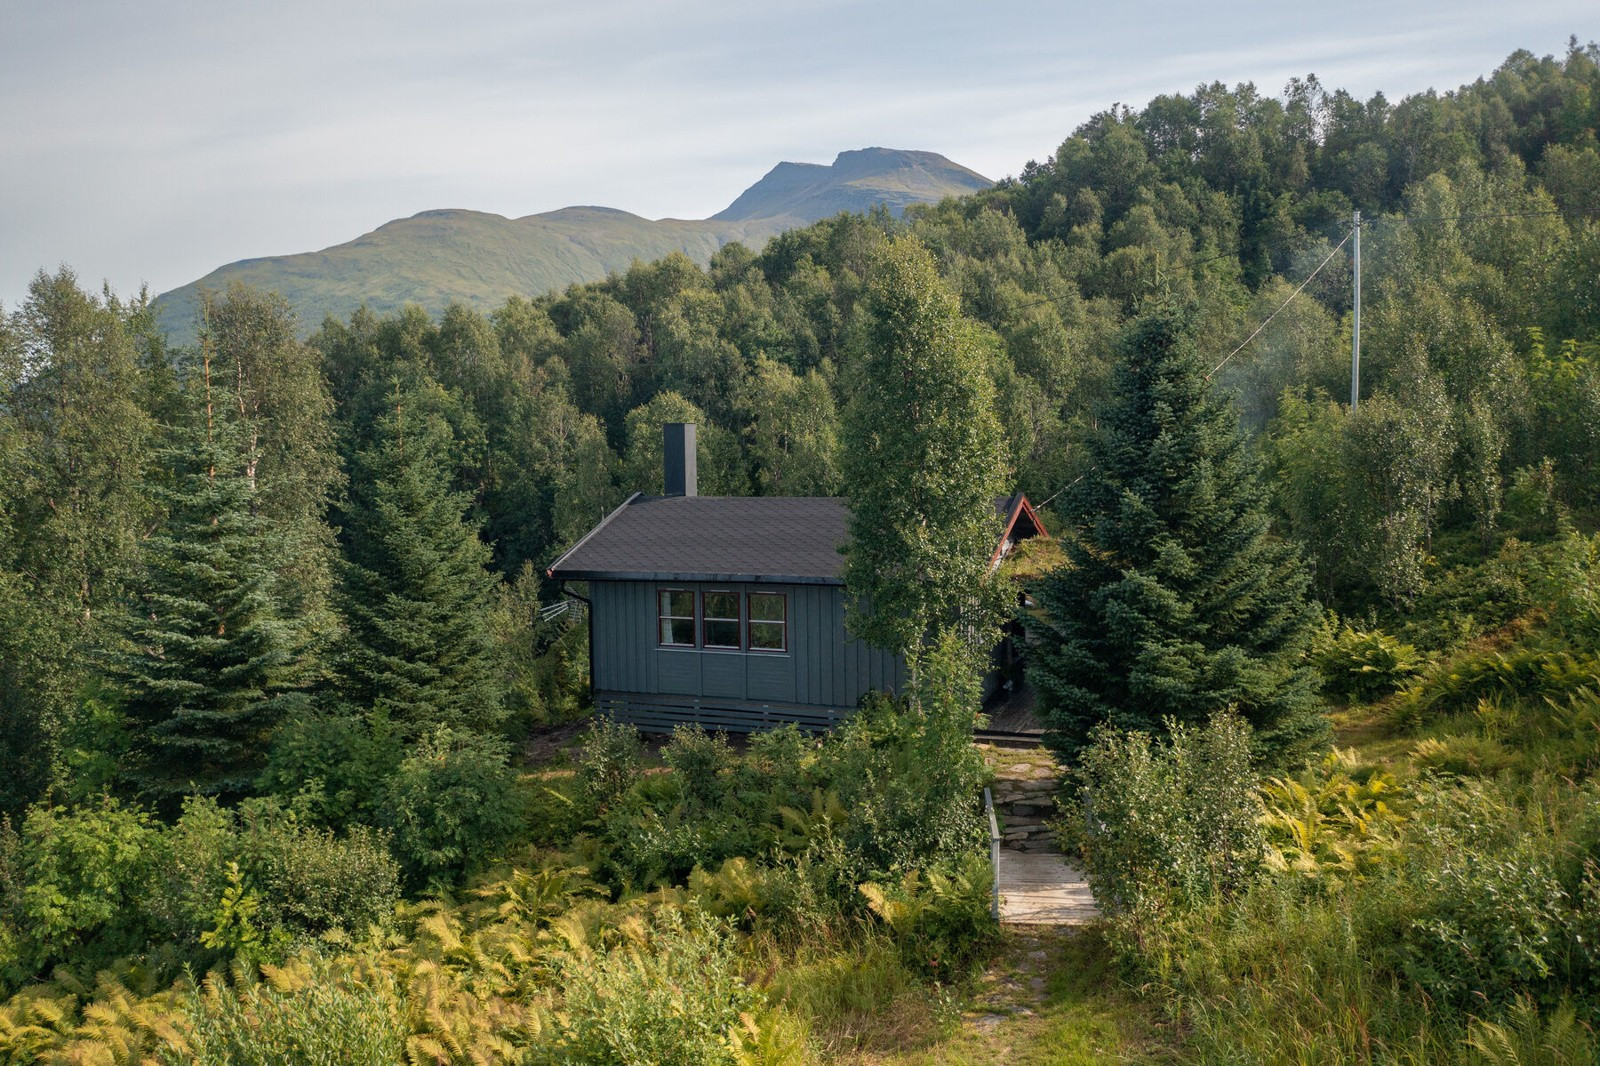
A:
[{"xmin": 2, "ymin": 0, "xmax": 1593, "ymax": 312}]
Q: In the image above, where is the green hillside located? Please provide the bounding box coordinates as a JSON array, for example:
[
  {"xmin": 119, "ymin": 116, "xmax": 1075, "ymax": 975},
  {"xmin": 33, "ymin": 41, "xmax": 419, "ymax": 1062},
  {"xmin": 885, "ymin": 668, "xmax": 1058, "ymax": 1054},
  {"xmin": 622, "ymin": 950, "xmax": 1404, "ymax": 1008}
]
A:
[{"xmin": 152, "ymin": 148, "xmax": 992, "ymax": 343}]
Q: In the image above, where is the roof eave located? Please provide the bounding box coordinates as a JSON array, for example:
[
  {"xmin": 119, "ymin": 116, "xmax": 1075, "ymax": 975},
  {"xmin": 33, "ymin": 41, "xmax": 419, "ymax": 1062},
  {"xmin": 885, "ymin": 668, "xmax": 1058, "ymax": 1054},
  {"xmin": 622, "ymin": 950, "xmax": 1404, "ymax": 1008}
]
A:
[{"xmin": 546, "ymin": 569, "xmax": 845, "ymax": 586}]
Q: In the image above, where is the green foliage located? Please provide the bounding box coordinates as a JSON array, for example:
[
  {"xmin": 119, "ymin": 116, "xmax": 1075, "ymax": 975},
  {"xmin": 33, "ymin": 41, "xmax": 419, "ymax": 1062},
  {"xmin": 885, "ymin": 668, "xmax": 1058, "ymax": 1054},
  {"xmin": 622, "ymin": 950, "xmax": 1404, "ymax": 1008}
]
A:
[
  {"xmin": 576, "ymin": 718, "xmax": 645, "ymax": 812},
  {"xmin": 1030, "ymin": 305, "xmax": 1327, "ymax": 765},
  {"xmin": 1401, "ymin": 782, "xmax": 1577, "ymax": 1009},
  {"xmin": 1310, "ymin": 620, "xmax": 1424, "ymax": 701},
  {"xmin": 492, "ymin": 564, "xmax": 590, "ymax": 729},
  {"xmin": 165, "ymin": 957, "xmax": 409, "ymax": 1066},
  {"xmin": 662, "ymin": 724, "xmax": 737, "ymax": 810},
  {"xmin": 379, "ymin": 728, "xmax": 525, "ymax": 888},
  {"xmin": 542, "ymin": 907, "xmax": 758, "ymax": 1066},
  {"xmin": 1259, "ymin": 749, "xmax": 1406, "ymax": 879},
  {"xmin": 858, "ymin": 854, "xmax": 997, "ymax": 978},
  {"xmin": 840, "ymin": 234, "xmax": 1011, "ymax": 660},
  {"xmin": 827, "ymin": 637, "xmax": 990, "ymax": 873},
  {"xmin": 114, "ymin": 399, "xmax": 318, "ymax": 809},
  {"xmin": 1073, "ymin": 713, "xmax": 1264, "ymax": 917},
  {"xmin": 1395, "ymin": 645, "xmax": 1600, "ymax": 728},
  {"xmin": 337, "ymin": 391, "xmax": 507, "ymax": 737},
  {"xmin": 257, "ymin": 706, "xmax": 403, "ymax": 827},
  {"xmin": 1467, "ymin": 996, "xmax": 1599, "ymax": 1066},
  {"xmin": 3, "ymin": 799, "xmax": 161, "ymax": 983}
]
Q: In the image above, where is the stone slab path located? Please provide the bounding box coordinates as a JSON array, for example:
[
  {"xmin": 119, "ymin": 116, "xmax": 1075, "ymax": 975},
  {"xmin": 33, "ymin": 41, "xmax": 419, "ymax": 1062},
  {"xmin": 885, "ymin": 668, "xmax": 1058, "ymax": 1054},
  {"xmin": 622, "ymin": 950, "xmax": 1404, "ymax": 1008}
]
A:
[{"xmin": 997, "ymin": 848, "xmax": 1100, "ymax": 925}]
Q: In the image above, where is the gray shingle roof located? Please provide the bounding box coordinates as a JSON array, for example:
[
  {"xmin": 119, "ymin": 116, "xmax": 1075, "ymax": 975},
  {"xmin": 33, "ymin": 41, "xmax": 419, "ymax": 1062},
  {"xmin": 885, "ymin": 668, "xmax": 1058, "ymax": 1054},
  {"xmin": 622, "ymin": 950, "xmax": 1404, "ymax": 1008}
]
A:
[{"xmin": 547, "ymin": 495, "xmax": 852, "ymax": 584}]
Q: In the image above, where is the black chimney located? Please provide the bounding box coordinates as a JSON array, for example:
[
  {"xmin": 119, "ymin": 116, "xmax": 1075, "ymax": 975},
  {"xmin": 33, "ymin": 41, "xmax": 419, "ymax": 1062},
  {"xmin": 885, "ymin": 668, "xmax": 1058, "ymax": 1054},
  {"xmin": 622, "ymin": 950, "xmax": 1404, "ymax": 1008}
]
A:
[{"xmin": 663, "ymin": 422, "xmax": 697, "ymax": 497}]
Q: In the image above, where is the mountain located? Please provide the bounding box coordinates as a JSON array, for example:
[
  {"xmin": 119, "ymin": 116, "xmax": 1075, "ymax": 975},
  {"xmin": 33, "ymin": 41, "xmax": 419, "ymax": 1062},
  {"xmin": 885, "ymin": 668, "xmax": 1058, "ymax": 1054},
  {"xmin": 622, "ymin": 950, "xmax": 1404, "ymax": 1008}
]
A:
[{"xmin": 152, "ymin": 148, "xmax": 992, "ymax": 342}]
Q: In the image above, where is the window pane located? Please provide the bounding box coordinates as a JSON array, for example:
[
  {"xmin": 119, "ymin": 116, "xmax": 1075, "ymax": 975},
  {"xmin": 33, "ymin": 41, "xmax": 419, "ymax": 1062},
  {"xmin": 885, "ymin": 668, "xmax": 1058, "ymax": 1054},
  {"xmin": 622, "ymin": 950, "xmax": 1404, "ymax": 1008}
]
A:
[
  {"xmin": 749, "ymin": 593, "xmax": 785, "ymax": 622},
  {"xmin": 704, "ymin": 619, "xmax": 740, "ymax": 648},
  {"xmin": 750, "ymin": 621, "xmax": 785, "ymax": 651},
  {"xmin": 704, "ymin": 591, "xmax": 739, "ymax": 620},
  {"xmin": 659, "ymin": 589, "xmax": 695, "ymax": 646}
]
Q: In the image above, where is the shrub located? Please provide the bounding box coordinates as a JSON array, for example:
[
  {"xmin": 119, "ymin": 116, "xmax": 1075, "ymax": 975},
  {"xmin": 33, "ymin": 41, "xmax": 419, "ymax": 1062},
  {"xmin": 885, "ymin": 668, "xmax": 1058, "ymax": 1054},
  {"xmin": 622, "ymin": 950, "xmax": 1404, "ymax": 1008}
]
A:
[
  {"xmin": 1541, "ymin": 532, "xmax": 1600, "ymax": 650},
  {"xmin": 258, "ymin": 706, "xmax": 402, "ymax": 828},
  {"xmin": 823, "ymin": 672, "xmax": 987, "ymax": 875},
  {"xmin": 163, "ymin": 957, "xmax": 408, "ymax": 1066},
  {"xmin": 576, "ymin": 718, "xmax": 644, "ymax": 813},
  {"xmin": 6, "ymin": 799, "xmax": 162, "ymax": 979},
  {"xmin": 1504, "ymin": 459, "xmax": 1566, "ymax": 540},
  {"xmin": 1311, "ymin": 621, "xmax": 1423, "ymax": 701},
  {"xmin": 858, "ymin": 853, "xmax": 997, "ymax": 977},
  {"xmin": 1074, "ymin": 712, "xmax": 1264, "ymax": 917},
  {"xmin": 380, "ymin": 728, "xmax": 525, "ymax": 888},
  {"xmin": 662, "ymin": 724, "xmax": 736, "ymax": 810},
  {"xmin": 150, "ymin": 798, "xmax": 400, "ymax": 950},
  {"xmin": 543, "ymin": 907, "xmax": 758, "ymax": 1066},
  {"xmin": 1399, "ymin": 782, "xmax": 1574, "ymax": 1010},
  {"xmin": 234, "ymin": 802, "xmax": 399, "ymax": 937}
]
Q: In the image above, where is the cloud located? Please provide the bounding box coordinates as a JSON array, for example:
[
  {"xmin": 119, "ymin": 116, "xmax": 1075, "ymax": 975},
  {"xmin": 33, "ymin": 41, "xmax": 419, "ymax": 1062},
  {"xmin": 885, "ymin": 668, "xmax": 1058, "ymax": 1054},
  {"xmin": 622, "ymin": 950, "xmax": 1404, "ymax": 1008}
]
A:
[{"xmin": 1, "ymin": 0, "xmax": 1592, "ymax": 310}]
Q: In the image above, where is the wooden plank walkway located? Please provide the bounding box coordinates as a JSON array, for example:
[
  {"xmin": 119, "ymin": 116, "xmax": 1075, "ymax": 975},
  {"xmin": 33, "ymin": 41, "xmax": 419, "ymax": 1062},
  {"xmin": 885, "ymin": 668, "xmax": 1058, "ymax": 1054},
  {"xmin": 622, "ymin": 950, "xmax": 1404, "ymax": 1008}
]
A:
[{"xmin": 996, "ymin": 849, "xmax": 1100, "ymax": 925}]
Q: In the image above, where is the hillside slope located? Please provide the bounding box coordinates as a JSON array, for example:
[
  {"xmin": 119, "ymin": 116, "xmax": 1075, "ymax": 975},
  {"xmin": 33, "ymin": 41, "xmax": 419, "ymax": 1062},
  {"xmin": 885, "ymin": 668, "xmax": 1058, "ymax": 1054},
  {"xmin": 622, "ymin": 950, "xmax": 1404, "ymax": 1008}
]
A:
[{"xmin": 153, "ymin": 148, "xmax": 991, "ymax": 342}]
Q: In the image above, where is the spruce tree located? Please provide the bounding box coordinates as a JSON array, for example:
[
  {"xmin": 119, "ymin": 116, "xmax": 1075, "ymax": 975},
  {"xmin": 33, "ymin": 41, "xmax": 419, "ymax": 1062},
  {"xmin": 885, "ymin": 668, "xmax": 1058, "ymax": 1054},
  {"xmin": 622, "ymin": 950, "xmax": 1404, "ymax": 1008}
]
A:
[
  {"xmin": 117, "ymin": 389, "xmax": 315, "ymax": 809},
  {"xmin": 1028, "ymin": 304, "xmax": 1326, "ymax": 765},
  {"xmin": 338, "ymin": 398, "xmax": 506, "ymax": 737}
]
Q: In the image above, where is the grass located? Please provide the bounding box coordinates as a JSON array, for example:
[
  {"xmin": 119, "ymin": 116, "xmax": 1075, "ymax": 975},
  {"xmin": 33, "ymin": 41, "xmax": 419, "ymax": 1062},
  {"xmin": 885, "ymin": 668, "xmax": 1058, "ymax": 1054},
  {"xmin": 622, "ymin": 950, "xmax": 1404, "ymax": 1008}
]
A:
[{"xmin": 856, "ymin": 928, "xmax": 1173, "ymax": 1065}]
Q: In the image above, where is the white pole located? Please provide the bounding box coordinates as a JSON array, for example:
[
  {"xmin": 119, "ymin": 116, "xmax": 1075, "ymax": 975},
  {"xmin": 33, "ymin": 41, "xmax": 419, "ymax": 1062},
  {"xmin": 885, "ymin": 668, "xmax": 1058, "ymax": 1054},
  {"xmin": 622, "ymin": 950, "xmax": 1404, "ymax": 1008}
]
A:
[{"xmin": 1351, "ymin": 209, "xmax": 1362, "ymax": 411}]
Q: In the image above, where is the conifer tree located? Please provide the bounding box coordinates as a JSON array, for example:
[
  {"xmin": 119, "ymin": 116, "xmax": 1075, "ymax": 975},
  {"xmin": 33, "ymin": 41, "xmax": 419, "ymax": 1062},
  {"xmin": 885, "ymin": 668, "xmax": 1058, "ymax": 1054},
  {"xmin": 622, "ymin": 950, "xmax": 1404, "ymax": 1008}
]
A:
[
  {"xmin": 338, "ymin": 394, "xmax": 506, "ymax": 737},
  {"xmin": 117, "ymin": 377, "xmax": 315, "ymax": 809},
  {"xmin": 1028, "ymin": 303, "xmax": 1326, "ymax": 765}
]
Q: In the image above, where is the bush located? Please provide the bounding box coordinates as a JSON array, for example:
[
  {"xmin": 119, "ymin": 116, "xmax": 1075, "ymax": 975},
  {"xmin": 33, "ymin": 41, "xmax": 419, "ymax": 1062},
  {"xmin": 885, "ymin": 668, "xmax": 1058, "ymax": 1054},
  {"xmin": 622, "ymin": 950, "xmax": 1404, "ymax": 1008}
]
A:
[
  {"xmin": 1399, "ymin": 782, "xmax": 1576, "ymax": 1010},
  {"xmin": 858, "ymin": 853, "xmax": 997, "ymax": 977},
  {"xmin": 1311, "ymin": 621, "xmax": 1423, "ymax": 701},
  {"xmin": 1074, "ymin": 712, "xmax": 1264, "ymax": 917},
  {"xmin": 380, "ymin": 728, "xmax": 525, "ymax": 888},
  {"xmin": 576, "ymin": 718, "xmax": 644, "ymax": 813},
  {"xmin": 163, "ymin": 957, "xmax": 408, "ymax": 1066},
  {"xmin": 4, "ymin": 799, "xmax": 162, "ymax": 980},
  {"xmin": 150, "ymin": 798, "xmax": 400, "ymax": 951},
  {"xmin": 662, "ymin": 724, "xmax": 736, "ymax": 810},
  {"xmin": 823, "ymin": 642, "xmax": 988, "ymax": 875},
  {"xmin": 234, "ymin": 802, "xmax": 399, "ymax": 937},
  {"xmin": 258, "ymin": 706, "xmax": 403, "ymax": 828},
  {"xmin": 543, "ymin": 907, "xmax": 758, "ymax": 1066}
]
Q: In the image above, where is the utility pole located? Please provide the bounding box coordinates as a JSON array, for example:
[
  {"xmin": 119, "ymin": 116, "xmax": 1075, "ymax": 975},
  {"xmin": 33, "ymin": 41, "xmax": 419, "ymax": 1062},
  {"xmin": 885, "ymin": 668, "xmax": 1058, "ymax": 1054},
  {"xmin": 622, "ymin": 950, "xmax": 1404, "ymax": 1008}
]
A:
[{"xmin": 1351, "ymin": 209, "xmax": 1362, "ymax": 411}]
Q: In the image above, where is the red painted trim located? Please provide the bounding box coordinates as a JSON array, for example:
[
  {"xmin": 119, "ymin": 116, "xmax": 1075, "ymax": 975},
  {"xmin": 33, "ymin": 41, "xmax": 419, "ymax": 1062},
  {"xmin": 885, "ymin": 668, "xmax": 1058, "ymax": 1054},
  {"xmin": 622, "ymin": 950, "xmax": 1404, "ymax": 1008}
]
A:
[
  {"xmin": 657, "ymin": 587, "xmax": 697, "ymax": 648},
  {"xmin": 989, "ymin": 493, "xmax": 1052, "ymax": 568},
  {"xmin": 701, "ymin": 589, "xmax": 742, "ymax": 650},
  {"xmin": 746, "ymin": 590, "xmax": 788, "ymax": 653}
]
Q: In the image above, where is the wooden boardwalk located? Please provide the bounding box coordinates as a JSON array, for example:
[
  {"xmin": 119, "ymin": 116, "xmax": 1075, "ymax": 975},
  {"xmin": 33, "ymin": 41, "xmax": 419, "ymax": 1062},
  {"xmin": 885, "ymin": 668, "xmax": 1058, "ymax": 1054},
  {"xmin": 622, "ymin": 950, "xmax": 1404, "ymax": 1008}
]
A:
[{"xmin": 996, "ymin": 849, "xmax": 1100, "ymax": 925}]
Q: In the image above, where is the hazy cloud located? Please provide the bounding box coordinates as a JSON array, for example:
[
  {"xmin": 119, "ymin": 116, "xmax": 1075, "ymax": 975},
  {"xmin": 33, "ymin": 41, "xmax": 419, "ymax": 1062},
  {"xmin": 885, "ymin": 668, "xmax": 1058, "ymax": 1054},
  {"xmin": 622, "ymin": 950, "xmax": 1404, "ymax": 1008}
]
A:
[{"xmin": 1, "ymin": 0, "xmax": 1591, "ymax": 310}]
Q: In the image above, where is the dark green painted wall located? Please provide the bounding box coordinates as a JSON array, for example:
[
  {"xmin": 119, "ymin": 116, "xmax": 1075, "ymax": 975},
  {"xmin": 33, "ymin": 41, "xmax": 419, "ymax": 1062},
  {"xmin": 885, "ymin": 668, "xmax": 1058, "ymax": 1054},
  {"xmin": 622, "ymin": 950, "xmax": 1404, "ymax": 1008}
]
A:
[{"xmin": 589, "ymin": 580, "xmax": 908, "ymax": 724}]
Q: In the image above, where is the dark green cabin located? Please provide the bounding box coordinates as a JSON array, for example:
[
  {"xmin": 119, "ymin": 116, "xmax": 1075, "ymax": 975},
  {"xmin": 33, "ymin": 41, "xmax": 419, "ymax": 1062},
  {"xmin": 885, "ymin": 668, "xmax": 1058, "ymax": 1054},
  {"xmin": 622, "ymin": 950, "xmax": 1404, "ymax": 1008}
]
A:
[{"xmin": 547, "ymin": 424, "xmax": 1045, "ymax": 734}]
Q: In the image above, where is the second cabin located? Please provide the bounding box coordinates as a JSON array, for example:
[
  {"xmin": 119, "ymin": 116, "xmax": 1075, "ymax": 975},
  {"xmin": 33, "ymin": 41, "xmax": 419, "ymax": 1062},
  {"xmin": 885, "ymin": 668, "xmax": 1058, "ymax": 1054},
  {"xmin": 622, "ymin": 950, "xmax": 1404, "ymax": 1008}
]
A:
[{"xmin": 547, "ymin": 423, "xmax": 1047, "ymax": 734}]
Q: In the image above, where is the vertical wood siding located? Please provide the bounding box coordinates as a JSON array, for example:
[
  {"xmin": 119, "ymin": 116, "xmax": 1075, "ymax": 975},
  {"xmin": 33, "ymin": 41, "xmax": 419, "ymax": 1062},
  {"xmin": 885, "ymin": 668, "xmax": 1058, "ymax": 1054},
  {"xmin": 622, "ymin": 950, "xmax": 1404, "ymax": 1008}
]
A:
[{"xmin": 589, "ymin": 579, "xmax": 906, "ymax": 725}]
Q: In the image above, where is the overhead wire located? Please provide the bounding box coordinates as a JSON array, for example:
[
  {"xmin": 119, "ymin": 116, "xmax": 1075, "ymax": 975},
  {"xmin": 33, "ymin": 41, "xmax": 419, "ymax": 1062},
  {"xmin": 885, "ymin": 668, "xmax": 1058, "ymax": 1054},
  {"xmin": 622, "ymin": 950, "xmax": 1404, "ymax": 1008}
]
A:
[{"xmin": 1005, "ymin": 203, "xmax": 1582, "ymax": 511}]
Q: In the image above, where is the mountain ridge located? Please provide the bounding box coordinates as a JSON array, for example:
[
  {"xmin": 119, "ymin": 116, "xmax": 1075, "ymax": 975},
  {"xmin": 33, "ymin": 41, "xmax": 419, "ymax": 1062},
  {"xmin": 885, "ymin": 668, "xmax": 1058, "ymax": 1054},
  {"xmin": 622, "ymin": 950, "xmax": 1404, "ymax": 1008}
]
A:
[{"xmin": 152, "ymin": 148, "xmax": 992, "ymax": 342}]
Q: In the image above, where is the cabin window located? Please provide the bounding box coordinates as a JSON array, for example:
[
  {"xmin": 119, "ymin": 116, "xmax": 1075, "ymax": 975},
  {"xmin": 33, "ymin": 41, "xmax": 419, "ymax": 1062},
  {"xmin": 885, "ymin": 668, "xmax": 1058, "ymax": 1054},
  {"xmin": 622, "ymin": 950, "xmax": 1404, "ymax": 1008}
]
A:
[
  {"xmin": 702, "ymin": 590, "xmax": 741, "ymax": 649},
  {"xmin": 658, "ymin": 589, "xmax": 696, "ymax": 647},
  {"xmin": 747, "ymin": 592, "xmax": 787, "ymax": 652}
]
